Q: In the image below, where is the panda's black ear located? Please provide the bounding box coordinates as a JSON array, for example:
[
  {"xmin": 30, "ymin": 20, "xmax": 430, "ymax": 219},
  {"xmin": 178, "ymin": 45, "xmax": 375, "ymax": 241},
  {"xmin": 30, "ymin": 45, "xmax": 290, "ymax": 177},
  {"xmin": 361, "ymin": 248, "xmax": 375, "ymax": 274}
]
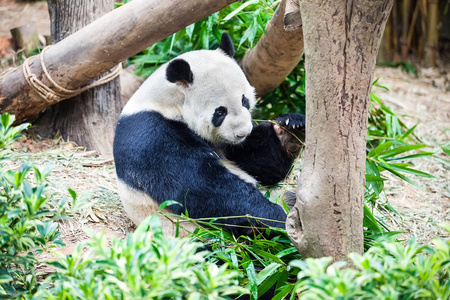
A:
[
  {"xmin": 166, "ymin": 59, "xmax": 194, "ymax": 87},
  {"xmin": 219, "ymin": 32, "xmax": 235, "ymax": 58}
]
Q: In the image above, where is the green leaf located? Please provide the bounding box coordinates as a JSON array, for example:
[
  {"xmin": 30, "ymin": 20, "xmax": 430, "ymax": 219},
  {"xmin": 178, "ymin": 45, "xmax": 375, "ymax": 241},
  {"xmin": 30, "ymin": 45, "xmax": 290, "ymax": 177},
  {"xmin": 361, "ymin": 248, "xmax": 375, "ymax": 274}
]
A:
[
  {"xmin": 387, "ymin": 163, "xmax": 435, "ymax": 178},
  {"xmin": 368, "ymin": 141, "xmax": 394, "ymax": 158},
  {"xmin": 257, "ymin": 270, "xmax": 283, "ymax": 298},
  {"xmin": 378, "ymin": 144, "xmax": 427, "ymax": 159},
  {"xmin": 272, "ymin": 284, "xmax": 295, "ymax": 300},
  {"xmin": 372, "ymin": 79, "xmax": 389, "ymax": 91},
  {"xmin": 255, "ymin": 262, "xmax": 282, "ymax": 286},
  {"xmin": 401, "ymin": 123, "xmax": 419, "ymax": 139},
  {"xmin": 276, "ymin": 247, "xmax": 298, "ymax": 258},
  {"xmin": 223, "ymin": 0, "xmax": 259, "ymax": 21},
  {"xmin": 442, "ymin": 146, "xmax": 450, "ymax": 156},
  {"xmin": 158, "ymin": 200, "xmax": 182, "ymax": 211},
  {"xmin": 365, "ymin": 174, "xmax": 387, "ymax": 182},
  {"xmin": 251, "ymin": 248, "xmax": 284, "ymax": 264},
  {"xmin": 363, "ymin": 204, "xmax": 383, "ymax": 233},
  {"xmin": 378, "ymin": 160, "xmax": 422, "ymax": 189},
  {"xmin": 384, "ymin": 151, "xmax": 434, "ymax": 161},
  {"xmin": 246, "ymin": 261, "xmax": 258, "ymax": 299},
  {"xmin": 68, "ymin": 188, "xmax": 77, "ymax": 200},
  {"xmin": 148, "ymin": 214, "xmax": 164, "ymax": 238}
]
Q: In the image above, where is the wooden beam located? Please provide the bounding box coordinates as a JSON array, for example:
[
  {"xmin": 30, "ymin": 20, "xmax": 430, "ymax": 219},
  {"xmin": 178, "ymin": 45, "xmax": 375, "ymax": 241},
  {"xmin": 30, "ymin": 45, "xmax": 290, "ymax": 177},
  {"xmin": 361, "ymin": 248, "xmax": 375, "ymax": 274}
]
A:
[{"xmin": 0, "ymin": 0, "xmax": 237, "ymax": 123}]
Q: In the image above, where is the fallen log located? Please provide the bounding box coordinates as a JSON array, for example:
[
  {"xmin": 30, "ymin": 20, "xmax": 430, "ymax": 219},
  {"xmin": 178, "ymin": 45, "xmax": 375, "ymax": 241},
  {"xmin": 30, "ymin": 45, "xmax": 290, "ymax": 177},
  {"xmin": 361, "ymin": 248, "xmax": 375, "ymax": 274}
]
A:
[{"xmin": 0, "ymin": 0, "xmax": 237, "ymax": 124}]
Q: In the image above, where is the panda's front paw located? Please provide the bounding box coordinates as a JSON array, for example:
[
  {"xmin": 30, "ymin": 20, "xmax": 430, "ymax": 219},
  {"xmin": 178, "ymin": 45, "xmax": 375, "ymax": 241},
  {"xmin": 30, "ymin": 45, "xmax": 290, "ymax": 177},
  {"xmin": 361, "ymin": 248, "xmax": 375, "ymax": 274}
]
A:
[
  {"xmin": 273, "ymin": 113, "xmax": 305, "ymax": 158},
  {"xmin": 274, "ymin": 113, "xmax": 305, "ymax": 132}
]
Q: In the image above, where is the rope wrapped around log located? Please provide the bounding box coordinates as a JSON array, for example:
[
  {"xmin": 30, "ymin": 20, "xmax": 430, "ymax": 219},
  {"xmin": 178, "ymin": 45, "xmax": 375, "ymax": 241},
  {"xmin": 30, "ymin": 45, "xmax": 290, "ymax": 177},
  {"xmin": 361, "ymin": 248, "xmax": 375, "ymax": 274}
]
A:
[{"xmin": 23, "ymin": 46, "xmax": 122, "ymax": 102}]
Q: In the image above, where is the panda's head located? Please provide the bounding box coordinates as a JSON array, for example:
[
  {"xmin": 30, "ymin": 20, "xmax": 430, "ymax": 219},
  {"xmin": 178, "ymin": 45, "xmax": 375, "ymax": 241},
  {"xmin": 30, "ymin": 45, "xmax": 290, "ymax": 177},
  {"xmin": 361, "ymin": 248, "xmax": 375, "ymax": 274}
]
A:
[{"xmin": 165, "ymin": 33, "xmax": 256, "ymax": 145}]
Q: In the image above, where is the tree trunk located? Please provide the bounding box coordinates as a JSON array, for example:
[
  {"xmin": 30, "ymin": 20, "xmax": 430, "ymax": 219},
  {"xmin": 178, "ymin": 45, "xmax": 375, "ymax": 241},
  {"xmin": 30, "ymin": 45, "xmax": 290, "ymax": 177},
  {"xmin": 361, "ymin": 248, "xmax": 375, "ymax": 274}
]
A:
[
  {"xmin": 377, "ymin": 13, "xmax": 393, "ymax": 63},
  {"xmin": 400, "ymin": 0, "xmax": 410, "ymax": 60},
  {"xmin": 0, "ymin": 0, "xmax": 237, "ymax": 125},
  {"xmin": 30, "ymin": 0, "xmax": 121, "ymax": 157},
  {"xmin": 241, "ymin": 0, "xmax": 304, "ymax": 96},
  {"xmin": 286, "ymin": 0, "xmax": 393, "ymax": 261},
  {"xmin": 424, "ymin": 0, "xmax": 439, "ymax": 68}
]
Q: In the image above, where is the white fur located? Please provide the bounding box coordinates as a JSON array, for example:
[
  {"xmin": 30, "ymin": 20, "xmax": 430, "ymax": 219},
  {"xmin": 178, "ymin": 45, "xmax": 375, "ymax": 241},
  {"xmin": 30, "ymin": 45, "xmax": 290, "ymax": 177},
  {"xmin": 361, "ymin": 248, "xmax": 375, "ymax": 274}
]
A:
[
  {"xmin": 119, "ymin": 48, "xmax": 260, "ymax": 236},
  {"xmin": 122, "ymin": 49, "xmax": 256, "ymax": 145},
  {"xmin": 220, "ymin": 158, "xmax": 258, "ymax": 186},
  {"xmin": 117, "ymin": 179, "xmax": 197, "ymax": 238}
]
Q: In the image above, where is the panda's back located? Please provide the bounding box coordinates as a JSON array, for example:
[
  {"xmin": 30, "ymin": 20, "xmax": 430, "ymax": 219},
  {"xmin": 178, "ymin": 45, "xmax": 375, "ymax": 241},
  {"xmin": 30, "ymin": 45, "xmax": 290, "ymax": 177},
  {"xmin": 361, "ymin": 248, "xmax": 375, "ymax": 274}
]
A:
[
  {"xmin": 113, "ymin": 110, "xmax": 286, "ymax": 231},
  {"xmin": 114, "ymin": 111, "xmax": 213, "ymax": 211}
]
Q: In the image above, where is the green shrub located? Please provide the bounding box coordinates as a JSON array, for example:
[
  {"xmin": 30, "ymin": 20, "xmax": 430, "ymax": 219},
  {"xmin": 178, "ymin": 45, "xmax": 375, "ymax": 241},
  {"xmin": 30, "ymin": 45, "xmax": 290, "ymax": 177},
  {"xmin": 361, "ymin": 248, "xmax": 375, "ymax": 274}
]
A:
[
  {"xmin": 32, "ymin": 215, "xmax": 248, "ymax": 300},
  {"xmin": 190, "ymin": 224, "xmax": 302, "ymax": 300},
  {"xmin": 291, "ymin": 226, "xmax": 450, "ymax": 299},
  {"xmin": 0, "ymin": 113, "xmax": 71, "ymax": 298}
]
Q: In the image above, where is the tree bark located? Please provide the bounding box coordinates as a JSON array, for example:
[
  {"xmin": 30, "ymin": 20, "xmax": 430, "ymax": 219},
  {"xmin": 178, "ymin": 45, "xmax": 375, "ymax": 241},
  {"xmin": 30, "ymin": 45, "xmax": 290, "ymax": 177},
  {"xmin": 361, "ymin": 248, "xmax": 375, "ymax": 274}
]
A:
[
  {"xmin": 377, "ymin": 14, "xmax": 393, "ymax": 63},
  {"xmin": 424, "ymin": 0, "xmax": 439, "ymax": 68},
  {"xmin": 286, "ymin": 0, "xmax": 393, "ymax": 260},
  {"xmin": 241, "ymin": 0, "xmax": 304, "ymax": 96},
  {"xmin": 400, "ymin": 0, "xmax": 410, "ymax": 60},
  {"xmin": 0, "ymin": 0, "xmax": 238, "ymax": 125},
  {"xmin": 29, "ymin": 0, "xmax": 122, "ymax": 157}
]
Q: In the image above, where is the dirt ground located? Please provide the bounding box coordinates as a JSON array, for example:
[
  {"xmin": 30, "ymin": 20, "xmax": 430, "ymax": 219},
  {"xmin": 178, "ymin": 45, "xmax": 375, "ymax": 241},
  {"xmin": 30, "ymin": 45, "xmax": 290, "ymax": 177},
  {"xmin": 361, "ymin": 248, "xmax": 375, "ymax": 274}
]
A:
[
  {"xmin": 0, "ymin": 0, "xmax": 50, "ymax": 60},
  {"xmin": 0, "ymin": 0, "xmax": 449, "ymax": 259},
  {"xmin": 373, "ymin": 67, "xmax": 450, "ymax": 243}
]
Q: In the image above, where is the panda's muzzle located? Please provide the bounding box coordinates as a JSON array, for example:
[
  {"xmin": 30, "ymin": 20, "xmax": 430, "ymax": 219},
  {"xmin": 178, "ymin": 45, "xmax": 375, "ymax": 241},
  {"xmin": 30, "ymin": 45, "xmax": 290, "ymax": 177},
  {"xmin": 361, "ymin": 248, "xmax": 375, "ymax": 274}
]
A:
[{"xmin": 236, "ymin": 132, "xmax": 251, "ymax": 139}]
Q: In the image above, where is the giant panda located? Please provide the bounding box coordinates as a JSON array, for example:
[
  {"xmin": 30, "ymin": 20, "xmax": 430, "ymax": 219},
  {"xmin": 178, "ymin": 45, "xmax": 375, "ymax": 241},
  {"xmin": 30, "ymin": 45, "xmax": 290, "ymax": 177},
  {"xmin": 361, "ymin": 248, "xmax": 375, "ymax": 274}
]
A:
[{"xmin": 113, "ymin": 33, "xmax": 305, "ymax": 237}]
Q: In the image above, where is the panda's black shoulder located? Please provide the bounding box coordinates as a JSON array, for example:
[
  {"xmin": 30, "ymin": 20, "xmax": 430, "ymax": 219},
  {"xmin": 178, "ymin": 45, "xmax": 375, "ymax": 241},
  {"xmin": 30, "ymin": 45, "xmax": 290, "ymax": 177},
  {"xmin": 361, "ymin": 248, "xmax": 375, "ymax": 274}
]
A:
[{"xmin": 115, "ymin": 111, "xmax": 205, "ymax": 147}]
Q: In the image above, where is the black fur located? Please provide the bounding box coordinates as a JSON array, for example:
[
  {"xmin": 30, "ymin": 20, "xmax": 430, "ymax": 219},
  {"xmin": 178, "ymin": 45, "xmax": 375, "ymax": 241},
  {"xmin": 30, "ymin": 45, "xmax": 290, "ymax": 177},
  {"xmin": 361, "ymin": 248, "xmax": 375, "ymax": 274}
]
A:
[
  {"xmin": 224, "ymin": 113, "xmax": 305, "ymax": 186},
  {"xmin": 274, "ymin": 113, "xmax": 306, "ymax": 131},
  {"xmin": 212, "ymin": 106, "xmax": 228, "ymax": 127},
  {"xmin": 223, "ymin": 122, "xmax": 292, "ymax": 186},
  {"xmin": 241, "ymin": 95, "xmax": 250, "ymax": 110},
  {"xmin": 166, "ymin": 59, "xmax": 194, "ymax": 85},
  {"xmin": 113, "ymin": 111, "xmax": 286, "ymax": 236},
  {"xmin": 219, "ymin": 33, "xmax": 235, "ymax": 57}
]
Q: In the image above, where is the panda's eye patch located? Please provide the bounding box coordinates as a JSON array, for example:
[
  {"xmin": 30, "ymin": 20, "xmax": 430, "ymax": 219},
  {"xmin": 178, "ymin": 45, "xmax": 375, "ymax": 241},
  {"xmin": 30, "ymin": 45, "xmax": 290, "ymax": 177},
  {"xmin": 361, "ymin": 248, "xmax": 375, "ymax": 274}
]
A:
[
  {"xmin": 212, "ymin": 106, "xmax": 228, "ymax": 127},
  {"xmin": 242, "ymin": 95, "xmax": 250, "ymax": 109}
]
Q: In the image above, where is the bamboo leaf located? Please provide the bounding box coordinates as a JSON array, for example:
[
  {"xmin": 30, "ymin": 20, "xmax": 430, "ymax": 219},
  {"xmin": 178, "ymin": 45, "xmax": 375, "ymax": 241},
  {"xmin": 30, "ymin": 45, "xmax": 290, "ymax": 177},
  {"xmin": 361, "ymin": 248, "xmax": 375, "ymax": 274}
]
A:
[
  {"xmin": 378, "ymin": 160, "xmax": 422, "ymax": 189},
  {"xmin": 378, "ymin": 144, "xmax": 427, "ymax": 159},
  {"xmin": 363, "ymin": 204, "xmax": 383, "ymax": 233},
  {"xmin": 158, "ymin": 200, "xmax": 182, "ymax": 211},
  {"xmin": 276, "ymin": 247, "xmax": 298, "ymax": 258},
  {"xmin": 442, "ymin": 146, "xmax": 450, "ymax": 156},
  {"xmin": 387, "ymin": 163, "xmax": 435, "ymax": 178},
  {"xmin": 255, "ymin": 263, "xmax": 282, "ymax": 285},
  {"xmin": 401, "ymin": 123, "xmax": 419, "ymax": 139},
  {"xmin": 251, "ymin": 248, "xmax": 284, "ymax": 265},
  {"xmin": 257, "ymin": 270, "xmax": 281, "ymax": 298},
  {"xmin": 272, "ymin": 284, "xmax": 294, "ymax": 300},
  {"xmin": 223, "ymin": 0, "xmax": 259, "ymax": 21},
  {"xmin": 365, "ymin": 174, "xmax": 387, "ymax": 182},
  {"xmin": 368, "ymin": 141, "xmax": 394, "ymax": 157},
  {"xmin": 384, "ymin": 152, "xmax": 434, "ymax": 161},
  {"xmin": 246, "ymin": 261, "xmax": 258, "ymax": 299}
]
